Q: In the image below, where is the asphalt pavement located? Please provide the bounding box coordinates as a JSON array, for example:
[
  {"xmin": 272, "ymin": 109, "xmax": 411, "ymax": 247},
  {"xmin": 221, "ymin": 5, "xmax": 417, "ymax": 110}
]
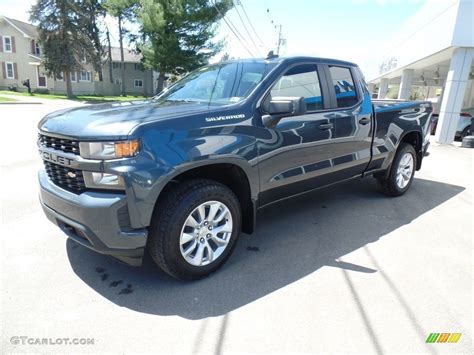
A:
[{"xmin": 1, "ymin": 102, "xmax": 472, "ymax": 354}]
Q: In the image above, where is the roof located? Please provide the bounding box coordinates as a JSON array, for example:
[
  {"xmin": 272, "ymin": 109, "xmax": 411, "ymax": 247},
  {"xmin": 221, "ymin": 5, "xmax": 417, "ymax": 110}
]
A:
[
  {"xmin": 110, "ymin": 47, "xmax": 142, "ymax": 63},
  {"xmin": 1, "ymin": 16, "xmax": 142, "ymax": 63},
  {"xmin": 2, "ymin": 16, "xmax": 38, "ymax": 38},
  {"xmin": 220, "ymin": 56, "xmax": 358, "ymax": 67}
]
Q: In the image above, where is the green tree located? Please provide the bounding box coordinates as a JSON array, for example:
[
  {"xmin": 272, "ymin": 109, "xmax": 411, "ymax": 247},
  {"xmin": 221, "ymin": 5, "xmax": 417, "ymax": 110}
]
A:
[
  {"xmin": 138, "ymin": 0, "xmax": 233, "ymax": 93},
  {"xmin": 104, "ymin": 0, "xmax": 137, "ymax": 96},
  {"xmin": 81, "ymin": 0, "xmax": 107, "ymax": 82},
  {"xmin": 30, "ymin": 0, "xmax": 98, "ymax": 98}
]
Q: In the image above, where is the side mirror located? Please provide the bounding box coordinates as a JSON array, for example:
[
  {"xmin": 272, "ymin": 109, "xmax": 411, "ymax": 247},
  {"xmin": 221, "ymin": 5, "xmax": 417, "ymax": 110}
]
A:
[{"xmin": 262, "ymin": 96, "xmax": 306, "ymax": 127}]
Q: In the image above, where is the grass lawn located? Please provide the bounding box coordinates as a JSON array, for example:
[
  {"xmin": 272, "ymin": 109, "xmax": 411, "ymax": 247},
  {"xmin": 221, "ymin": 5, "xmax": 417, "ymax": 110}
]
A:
[
  {"xmin": 0, "ymin": 90, "xmax": 148, "ymax": 103},
  {"xmin": 0, "ymin": 96, "xmax": 17, "ymax": 102}
]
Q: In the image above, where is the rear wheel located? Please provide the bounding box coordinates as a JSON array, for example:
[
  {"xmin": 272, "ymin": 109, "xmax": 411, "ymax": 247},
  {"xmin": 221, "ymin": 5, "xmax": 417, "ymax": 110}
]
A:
[
  {"xmin": 376, "ymin": 143, "xmax": 416, "ymax": 197},
  {"xmin": 148, "ymin": 179, "xmax": 241, "ymax": 280}
]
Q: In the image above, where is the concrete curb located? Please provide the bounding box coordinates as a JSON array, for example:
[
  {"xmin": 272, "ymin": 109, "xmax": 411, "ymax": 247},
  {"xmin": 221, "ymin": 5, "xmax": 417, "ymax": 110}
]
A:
[{"xmin": 0, "ymin": 102, "xmax": 42, "ymax": 105}]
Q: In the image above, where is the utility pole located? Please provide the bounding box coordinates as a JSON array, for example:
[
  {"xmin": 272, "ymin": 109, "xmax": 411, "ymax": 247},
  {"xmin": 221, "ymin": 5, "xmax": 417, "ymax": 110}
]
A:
[{"xmin": 276, "ymin": 24, "xmax": 282, "ymax": 55}]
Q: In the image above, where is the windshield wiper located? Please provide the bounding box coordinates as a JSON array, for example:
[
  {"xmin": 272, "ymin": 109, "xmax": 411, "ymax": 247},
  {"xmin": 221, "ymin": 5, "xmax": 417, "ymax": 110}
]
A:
[{"xmin": 165, "ymin": 99, "xmax": 199, "ymax": 103}]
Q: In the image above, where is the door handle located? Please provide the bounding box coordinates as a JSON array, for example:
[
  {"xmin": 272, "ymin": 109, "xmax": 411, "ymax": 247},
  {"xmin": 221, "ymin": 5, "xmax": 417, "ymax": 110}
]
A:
[
  {"xmin": 358, "ymin": 117, "xmax": 371, "ymax": 125},
  {"xmin": 318, "ymin": 123, "xmax": 333, "ymax": 130}
]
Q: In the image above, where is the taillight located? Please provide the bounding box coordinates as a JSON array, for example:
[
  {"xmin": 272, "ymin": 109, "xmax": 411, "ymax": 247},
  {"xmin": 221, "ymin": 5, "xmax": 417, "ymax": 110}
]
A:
[{"xmin": 461, "ymin": 112, "xmax": 472, "ymax": 117}]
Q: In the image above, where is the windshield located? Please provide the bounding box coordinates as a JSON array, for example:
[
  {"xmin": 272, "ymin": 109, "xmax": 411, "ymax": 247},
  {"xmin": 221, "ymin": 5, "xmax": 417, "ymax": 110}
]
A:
[{"xmin": 156, "ymin": 62, "xmax": 268, "ymax": 106}]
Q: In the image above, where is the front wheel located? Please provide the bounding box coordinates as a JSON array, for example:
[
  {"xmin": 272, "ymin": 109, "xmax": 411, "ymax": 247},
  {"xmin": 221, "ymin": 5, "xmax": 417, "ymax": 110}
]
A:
[
  {"xmin": 376, "ymin": 143, "xmax": 417, "ymax": 197},
  {"xmin": 148, "ymin": 179, "xmax": 241, "ymax": 280}
]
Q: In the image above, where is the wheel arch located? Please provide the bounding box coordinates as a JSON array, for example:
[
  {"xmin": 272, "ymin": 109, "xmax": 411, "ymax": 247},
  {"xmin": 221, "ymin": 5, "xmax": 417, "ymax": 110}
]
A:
[
  {"xmin": 151, "ymin": 160, "xmax": 257, "ymax": 234},
  {"xmin": 399, "ymin": 130, "xmax": 423, "ymax": 170}
]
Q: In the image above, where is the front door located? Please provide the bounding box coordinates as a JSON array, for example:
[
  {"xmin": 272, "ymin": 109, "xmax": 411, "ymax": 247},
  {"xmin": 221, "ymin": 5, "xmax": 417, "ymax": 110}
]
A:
[
  {"xmin": 37, "ymin": 66, "xmax": 47, "ymax": 87},
  {"xmin": 257, "ymin": 63, "xmax": 340, "ymax": 206}
]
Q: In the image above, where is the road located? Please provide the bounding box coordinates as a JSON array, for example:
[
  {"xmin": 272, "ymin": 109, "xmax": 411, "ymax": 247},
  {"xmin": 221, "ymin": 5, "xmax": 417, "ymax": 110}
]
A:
[{"xmin": 1, "ymin": 102, "xmax": 472, "ymax": 353}]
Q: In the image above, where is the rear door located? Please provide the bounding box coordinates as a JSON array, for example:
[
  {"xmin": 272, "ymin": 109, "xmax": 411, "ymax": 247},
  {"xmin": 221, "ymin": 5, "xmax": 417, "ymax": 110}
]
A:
[{"xmin": 324, "ymin": 65, "xmax": 373, "ymax": 178}]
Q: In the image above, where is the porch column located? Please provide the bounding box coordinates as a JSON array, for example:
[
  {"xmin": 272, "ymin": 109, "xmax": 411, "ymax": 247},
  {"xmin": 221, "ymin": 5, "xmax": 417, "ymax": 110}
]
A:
[
  {"xmin": 378, "ymin": 78, "xmax": 389, "ymax": 99},
  {"xmin": 368, "ymin": 83, "xmax": 375, "ymax": 96},
  {"xmin": 398, "ymin": 69, "xmax": 414, "ymax": 100},
  {"xmin": 435, "ymin": 47, "xmax": 474, "ymax": 144}
]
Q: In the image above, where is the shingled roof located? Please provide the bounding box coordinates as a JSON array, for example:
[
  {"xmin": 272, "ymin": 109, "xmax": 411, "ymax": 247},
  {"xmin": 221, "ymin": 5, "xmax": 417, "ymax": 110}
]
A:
[
  {"xmin": 1, "ymin": 16, "xmax": 142, "ymax": 63},
  {"xmin": 2, "ymin": 16, "xmax": 38, "ymax": 38},
  {"xmin": 110, "ymin": 47, "xmax": 142, "ymax": 63}
]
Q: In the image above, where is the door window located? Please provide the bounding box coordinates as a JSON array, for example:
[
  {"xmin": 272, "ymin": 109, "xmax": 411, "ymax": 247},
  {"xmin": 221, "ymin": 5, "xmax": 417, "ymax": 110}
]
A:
[
  {"xmin": 329, "ymin": 66, "xmax": 358, "ymax": 108},
  {"xmin": 271, "ymin": 64, "xmax": 323, "ymax": 111}
]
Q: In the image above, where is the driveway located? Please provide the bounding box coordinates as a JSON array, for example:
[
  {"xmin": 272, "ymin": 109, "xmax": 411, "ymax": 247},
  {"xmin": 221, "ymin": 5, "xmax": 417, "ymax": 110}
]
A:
[{"xmin": 1, "ymin": 103, "xmax": 472, "ymax": 353}]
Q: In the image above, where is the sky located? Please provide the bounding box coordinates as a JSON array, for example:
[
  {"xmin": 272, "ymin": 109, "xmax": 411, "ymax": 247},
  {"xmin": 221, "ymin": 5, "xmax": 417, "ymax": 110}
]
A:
[{"xmin": 0, "ymin": 0, "xmax": 430, "ymax": 78}]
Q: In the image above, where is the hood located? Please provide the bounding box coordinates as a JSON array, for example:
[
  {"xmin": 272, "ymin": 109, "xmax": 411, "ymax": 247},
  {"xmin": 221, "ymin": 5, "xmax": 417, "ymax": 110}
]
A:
[{"xmin": 38, "ymin": 99, "xmax": 211, "ymax": 140}]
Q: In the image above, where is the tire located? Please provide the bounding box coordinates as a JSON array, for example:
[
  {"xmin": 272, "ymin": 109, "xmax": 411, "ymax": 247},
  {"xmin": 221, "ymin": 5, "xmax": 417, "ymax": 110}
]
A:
[
  {"xmin": 461, "ymin": 126, "xmax": 472, "ymax": 140},
  {"xmin": 376, "ymin": 143, "xmax": 417, "ymax": 197},
  {"xmin": 148, "ymin": 178, "xmax": 241, "ymax": 280}
]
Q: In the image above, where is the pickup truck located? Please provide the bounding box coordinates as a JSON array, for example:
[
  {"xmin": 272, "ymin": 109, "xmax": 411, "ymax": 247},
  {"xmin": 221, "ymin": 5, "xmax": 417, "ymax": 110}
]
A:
[{"xmin": 38, "ymin": 56, "xmax": 432, "ymax": 280}]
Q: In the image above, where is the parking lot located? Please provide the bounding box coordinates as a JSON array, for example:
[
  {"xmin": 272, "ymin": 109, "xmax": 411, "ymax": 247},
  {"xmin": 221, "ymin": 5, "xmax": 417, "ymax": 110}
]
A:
[{"xmin": 1, "ymin": 102, "xmax": 472, "ymax": 353}]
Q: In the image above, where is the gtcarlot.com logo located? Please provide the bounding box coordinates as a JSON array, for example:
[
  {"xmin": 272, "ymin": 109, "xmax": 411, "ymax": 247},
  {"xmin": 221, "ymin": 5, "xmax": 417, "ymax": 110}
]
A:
[{"xmin": 10, "ymin": 336, "xmax": 95, "ymax": 346}]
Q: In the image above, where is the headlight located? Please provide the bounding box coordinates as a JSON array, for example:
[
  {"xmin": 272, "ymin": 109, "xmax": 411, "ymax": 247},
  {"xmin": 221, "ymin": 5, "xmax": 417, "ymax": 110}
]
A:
[
  {"xmin": 79, "ymin": 140, "xmax": 140, "ymax": 160},
  {"xmin": 83, "ymin": 172, "xmax": 125, "ymax": 190}
]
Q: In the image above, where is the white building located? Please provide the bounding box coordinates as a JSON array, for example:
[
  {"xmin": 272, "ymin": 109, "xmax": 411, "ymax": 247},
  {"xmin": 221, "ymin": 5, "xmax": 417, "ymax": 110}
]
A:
[{"xmin": 368, "ymin": 0, "xmax": 474, "ymax": 144}]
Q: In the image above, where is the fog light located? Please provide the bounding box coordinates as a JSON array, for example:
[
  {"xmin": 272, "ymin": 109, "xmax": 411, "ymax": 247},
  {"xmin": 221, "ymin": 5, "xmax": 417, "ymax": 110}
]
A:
[{"xmin": 83, "ymin": 172, "xmax": 125, "ymax": 190}]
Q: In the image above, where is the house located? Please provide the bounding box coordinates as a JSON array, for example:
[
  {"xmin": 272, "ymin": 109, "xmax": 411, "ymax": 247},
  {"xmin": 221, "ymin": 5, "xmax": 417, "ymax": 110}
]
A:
[{"xmin": 0, "ymin": 16, "xmax": 155, "ymax": 96}]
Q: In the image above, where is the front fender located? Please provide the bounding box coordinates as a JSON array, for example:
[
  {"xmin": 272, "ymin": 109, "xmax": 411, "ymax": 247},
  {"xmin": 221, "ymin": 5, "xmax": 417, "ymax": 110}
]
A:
[{"xmin": 127, "ymin": 125, "xmax": 259, "ymax": 228}]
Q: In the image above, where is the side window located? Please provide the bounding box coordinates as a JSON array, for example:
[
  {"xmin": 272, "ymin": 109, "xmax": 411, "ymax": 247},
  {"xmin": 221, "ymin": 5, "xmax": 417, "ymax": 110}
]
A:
[
  {"xmin": 271, "ymin": 64, "xmax": 323, "ymax": 111},
  {"xmin": 329, "ymin": 66, "xmax": 358, "ymax": 108}
]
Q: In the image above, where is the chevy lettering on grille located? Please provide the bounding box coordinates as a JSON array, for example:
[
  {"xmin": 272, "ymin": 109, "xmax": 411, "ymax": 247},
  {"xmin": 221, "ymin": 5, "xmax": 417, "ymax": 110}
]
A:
[{"xmin": 39, "ymin": 149, "xmax": 74, "ymax": 166}]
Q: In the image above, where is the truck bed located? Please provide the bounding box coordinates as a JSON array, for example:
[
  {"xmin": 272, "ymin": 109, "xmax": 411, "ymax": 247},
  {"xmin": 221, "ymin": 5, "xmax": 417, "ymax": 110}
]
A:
[{"xmin": 372, "ymin": 99, "xmax": 431, "ymax": 114}]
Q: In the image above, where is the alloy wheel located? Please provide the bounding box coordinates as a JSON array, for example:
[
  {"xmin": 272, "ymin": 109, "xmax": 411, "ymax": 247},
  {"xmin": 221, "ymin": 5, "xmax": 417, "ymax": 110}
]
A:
[
  {"xmin": 396, "ymin": 152, "xmax": 414, "ymax": 189},
  {"xmin": 179, "ymin": 201, "xmax": 233, "ymax": 266}
]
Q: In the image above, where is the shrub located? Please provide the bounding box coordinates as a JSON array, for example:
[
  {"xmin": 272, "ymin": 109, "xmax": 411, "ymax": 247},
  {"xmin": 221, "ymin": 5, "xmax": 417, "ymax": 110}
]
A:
[{"xmin": 34, "ymin": 88, "xmax": 50, "ymax": 94}]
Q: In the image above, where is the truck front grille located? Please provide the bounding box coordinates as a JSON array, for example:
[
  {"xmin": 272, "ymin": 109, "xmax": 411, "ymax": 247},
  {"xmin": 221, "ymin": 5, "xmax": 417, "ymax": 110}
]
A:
[
  {"xmin": 39, "ymin": 134, "xmax": 80, "ymax": 155},
  {"xmin": 43, "ymin": 161, "xmax": 86, "ymax": 194}
]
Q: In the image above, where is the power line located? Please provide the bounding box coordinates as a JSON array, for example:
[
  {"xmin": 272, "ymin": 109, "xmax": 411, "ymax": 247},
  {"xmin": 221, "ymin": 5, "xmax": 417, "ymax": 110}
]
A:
[
  {"xmin": 266, "ymin": 7, "xmax": 277, "ymax": 33},
  {"xmin": 237, "ymin": 0, "xmax": 267, "ymax": 51},
  {"xmin": 232, "ymin": 0, "xmax": 262, "ymax": 56},
  {"xmin": 265, "ymin": 6, "xmax": 283, "ymax": 52},
  {"xmin": 213, "ymin": 1, "xmax": 255, "ymax": 57},
  {"xmin": 222, "ymin": 15, "xmax": 255, "ymax": 57}
]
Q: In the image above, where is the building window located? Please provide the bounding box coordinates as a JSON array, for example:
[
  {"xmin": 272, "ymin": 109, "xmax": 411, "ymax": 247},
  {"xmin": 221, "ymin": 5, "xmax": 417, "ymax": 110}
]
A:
[
  {"xmin": 79, "ymin": 71, "xmax": 91, "ymax": 82},
  {"xmin": 5, "ymin": 62, "xmax": 15, "ymax": 79},
  {"xmin": 115, "ymin": 78, "xmax": 121, "ymax": 85},
  {"xmin": 56, "ymin": 72, "xmax": 64, "ymax": 81},
  {"xmin": 70, "ymin": 71, "xmax": 77, "ymax": 82},
  {"xmin": 3, "ymin": 36, "xmax": 12, "ymax": 53},
  {"xmin": 35, "ymin": 42, "xmax": 41, "ymax": 55},
  {"xmin": 134, "ymin": 63, "xmax": 143, "ymax": 71},
  {"xmin": 113, "ymin": 62, "xmax": 121, "ymax": 69},
  {"xmin": 134, "ymin": 79, "xmax": 143, "ymax": 88}
]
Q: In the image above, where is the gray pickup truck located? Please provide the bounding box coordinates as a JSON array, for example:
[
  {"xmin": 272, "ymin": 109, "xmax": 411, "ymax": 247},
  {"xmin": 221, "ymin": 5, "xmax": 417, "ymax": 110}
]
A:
[{"xmin": 38, "ymin": 56, "xmax": 431, "ymax": 280}]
